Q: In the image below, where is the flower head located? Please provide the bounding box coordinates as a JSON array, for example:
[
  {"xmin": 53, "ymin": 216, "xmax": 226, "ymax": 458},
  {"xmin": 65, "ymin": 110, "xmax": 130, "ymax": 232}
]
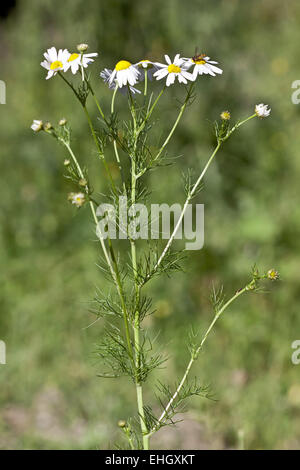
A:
[
  {"xmin": 220, "ymin": 110, "xmax": 231, "ymax": 121},
  {"xmin": 31, "ymin": 120, "xmax": 43, "ymax": 132},
  {"xmin": 183, "ymin": 54, "xmax": 223, "ymax": 78},
  {"xmin": 255, "ymin": 103, "xmax": 271, "ymax": 118},
  {"xmin": 41, "ymin": 47, "xmax": 69, "ymax": 80},
  {"xmin": 135, "ymin": 59, "xmax": 161, "ymax": 81},
  {"xmin": 68, "ymin": 192, "xmax": 85, "ymax": 208},
  {"xmin": 153, "ymin": 54, "xmax": 194, "ymax": 86},
  {"xmin": 100, "ymin": 68, "xmax": 141, "ymax": 95},
  {"xmin": 267, "ymin": 269, "xmax": 279, "ymax": 281},
  {"xmin": 109, "ymin": 60, "xmax": 140, "ymax": 88},
  {"xmin": 77, "ymin": 43, "xmax": 89, "ymax": 53},
  {"xmin": 65, "ymin": 51, "xmax": 98, "ymax": 75}
]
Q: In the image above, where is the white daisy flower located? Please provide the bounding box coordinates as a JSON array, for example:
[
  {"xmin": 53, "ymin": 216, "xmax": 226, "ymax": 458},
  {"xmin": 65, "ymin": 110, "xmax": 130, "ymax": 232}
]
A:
[
  {"xmin": 153, "ymin": 54, "xmax": 194, "ymax": 87},
  {"xmin": 109, "ymin": 60, "xmax": 140, "ymax": 88},
  {"xmin": 100, "ymin": 68, "xmax": 141, "ymax": 95},
  {"xmin": 65, "ymin": 51, "xmax": 98, "ymax": 75},
  {"xmin": 40, "ymin": 47, "xmax": 70, "ymax": 80},
  {"xmin": 68, "ymin": 192, "xmax": 85, "ymax": 208},
  {"xmin": 135, "ymin": 59, "xmax": 162, "ymax": 81},
  {"xmin": 183, "ymin": 54, "xmax": 223, "ymax": 78},
  {"xmin": 255, "ymin": 103, "xmax": 271, "ymax": 118},
  {"xmin": 31, "ymin": 120, "xmax": 43, "ymax": 132}
]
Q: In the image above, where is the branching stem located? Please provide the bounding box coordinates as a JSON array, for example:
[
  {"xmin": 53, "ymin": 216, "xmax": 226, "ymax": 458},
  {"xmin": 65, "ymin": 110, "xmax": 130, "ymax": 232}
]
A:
[{"xmin": 145, "ymin": 283, "xmax": 251, "ymax": 439}]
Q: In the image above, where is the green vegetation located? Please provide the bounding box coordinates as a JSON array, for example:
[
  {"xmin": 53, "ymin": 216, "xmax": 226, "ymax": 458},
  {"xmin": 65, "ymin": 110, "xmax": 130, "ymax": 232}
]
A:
[{"xmin": 0, "ymin": 0, "xmax": 300, "ymax": 450}]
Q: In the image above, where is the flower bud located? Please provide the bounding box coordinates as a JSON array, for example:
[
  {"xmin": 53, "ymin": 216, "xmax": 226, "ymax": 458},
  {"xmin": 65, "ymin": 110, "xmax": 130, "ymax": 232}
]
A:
[
  {"xmin": 77, "ymin": 43, "xmax": 89, "ymax": 53},
  {"xmin": 255, "ymin": 103, "xmax": 271, "ymax": 118},
  {"xmin": 118, "ymin": 420, "xmax": 126, "ymax": 428},
  {"xmin": 43, "ymin": 122, "xmax": 52, "ymax": 131},
  {"xmin": 31, "ymin": 120, "xmax": 43, "ymax": 132},
  {"xmin": 64, "ymin": 159, "xmax": 71, "ymax": 166},
  {"xmin": 220, "ymin": 110, "xmax": 231, "ymax": 121},
  {"xmin": 79, "ymin": 178, "xmax": 88, "ymax": 187},
  {"xmin": 59, "ymin": 118, "xmax": 67, "ymax": 126}
]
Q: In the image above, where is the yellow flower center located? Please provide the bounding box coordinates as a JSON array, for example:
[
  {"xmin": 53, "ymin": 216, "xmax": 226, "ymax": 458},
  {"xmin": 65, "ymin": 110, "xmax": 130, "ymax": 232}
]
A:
[
  {"xmin": 193, "ymin": 59, "xmax": 206, "ymax": 65},
  {"xmin": 220, "ymin": 111, "xmax": 231, "ymax": 120},
  {"xmin": 50, "ymin": 60, "xmax": 63, "ymax": 70},
  {"xmin": 68, "ymin": 53, "xmax": 80, "ymax": 62},
  {"xmin": 192, "ymin": 54, "xmax": 207, "ymax": 65},
  {"xmin": 167, "ymin": 64, "xmax": 181, "ymax": 73},
  {"xmin": 115, "ymin": 60, "xmax": 131, "ymax": 71}
]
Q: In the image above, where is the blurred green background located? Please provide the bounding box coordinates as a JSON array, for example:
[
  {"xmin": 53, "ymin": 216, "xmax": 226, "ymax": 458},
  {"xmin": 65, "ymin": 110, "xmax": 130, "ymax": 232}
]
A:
[{"xmin": 1, "ymin": 0, "xmax": 300, "ymax": 450}]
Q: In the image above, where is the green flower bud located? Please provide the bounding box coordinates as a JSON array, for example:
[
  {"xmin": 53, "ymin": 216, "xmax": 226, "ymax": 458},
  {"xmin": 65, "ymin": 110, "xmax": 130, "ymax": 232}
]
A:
[
  {"xmin": 43, "ymin": 122, "xmax": 52, "ymax": 131},
  {"xmin": 79, "ymin": 178, "xmax": 88, "ymax": 187},
  {"xmin": 77, "ymin": 43, "xmax": 89, "ymax": 53}
]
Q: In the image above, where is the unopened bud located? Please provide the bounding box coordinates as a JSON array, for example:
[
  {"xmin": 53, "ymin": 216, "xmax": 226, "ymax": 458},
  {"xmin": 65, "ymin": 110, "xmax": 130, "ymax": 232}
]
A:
[
  {"xmin": 79, "ymin": 178, "xmax": 88, "ymax": 187},
  {"xmin": 43, "ymin": 122, "xmax": 52, "ymax": 131},
  {"xmin": 118, "ymin": 420, "xmax": 126, "ymax": 428},
  {"xmin": 77, "ymin": 43, "xmax": 89, "ymax": 53},
  {"xmin": 64, "ymin": 159, "xmax": 71, "ymax": 166},
  {"xmin": 31, "ymin": 120, "xmax": 43, "ymax": 133},
  {"xmin": 59, "ymin": 118, "xmax": 67, "ymax": 126}
]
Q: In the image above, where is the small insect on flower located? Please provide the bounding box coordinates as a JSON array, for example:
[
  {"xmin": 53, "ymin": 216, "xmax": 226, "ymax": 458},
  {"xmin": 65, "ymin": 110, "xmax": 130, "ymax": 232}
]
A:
[
  {"xmin": 255, "ymin": 103, "xmax": 271, "ymax": 118},
  {"xmin": 65, "ymin": 51, "xmax": 98, "ymax": 75},
  {"xmin": 183, "ymin": 53, "xmax": 223, "ymax": 79},
  {"xmin": 41, "ymin": 47, "xmax": 70, "ymax": 80},
  {"xmin": 100, "ymin": 68, "xmax": 141, "ymax": 95},
  {"xmin": 267, "ymin": 269, "xmax": 279, "ymax": 281},
  {"xmin": 68, "ymin": 192, "xmax": 86, "ymax": 208},
  {"xmin": 153, "ymin": 54, "xmax": 194, "ymax": 86},
  {"xmin": 109, "ymin": 60, "xmax": 140, "ymax": 88},
  {"xmin": 135, "ymin": 60, "xmax": 161, "ymax": 81},
  {"xmin": 31, "ymin": 120, "xmax": 43, "ymax": 132}
]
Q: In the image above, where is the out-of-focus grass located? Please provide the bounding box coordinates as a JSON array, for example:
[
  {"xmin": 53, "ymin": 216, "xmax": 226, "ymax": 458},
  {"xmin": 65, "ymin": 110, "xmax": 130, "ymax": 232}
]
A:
[{"xmin": 1, "ymin": 0, "xmax": 300, "ymax": 449}]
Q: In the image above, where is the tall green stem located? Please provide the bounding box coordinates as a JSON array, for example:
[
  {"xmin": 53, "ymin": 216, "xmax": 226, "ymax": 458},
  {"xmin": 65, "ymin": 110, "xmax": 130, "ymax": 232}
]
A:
[{"xmin": 128, "ymin": 89, "xmax": 149, "ymax": 449}]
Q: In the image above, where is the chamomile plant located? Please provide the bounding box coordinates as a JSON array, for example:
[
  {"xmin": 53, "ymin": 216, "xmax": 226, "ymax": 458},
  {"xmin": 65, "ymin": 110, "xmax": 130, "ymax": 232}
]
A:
[{"xmin": 32, "ymin": 43, "xmax": 277, "ymax": 450}]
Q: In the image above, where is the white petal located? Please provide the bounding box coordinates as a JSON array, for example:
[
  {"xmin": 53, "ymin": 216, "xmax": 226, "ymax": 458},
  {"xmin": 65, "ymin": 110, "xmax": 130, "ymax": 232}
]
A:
[
  {"xmin": 48, "ymin": 47, "xmax": 57, "ymax": 62},
  {"xmin": 181, "ymin": 70, "xmax": 194, "ymax": 81},
  {"xmin": 41, "ymin": 60, "xmax": 49, "ymax": 70},
  {"xmin": 207, "ymin": 64, "xmax": 223, "ymax": 75},
  {"xmin": 109, "ymin": 69, "xmax": 117, "ymax": 85},
  {"xmin": 178, "ymin": 74, "xmax": 187, "ymax": 84},
  {"xmin": 46, "ymin": 70, "xmax": 54, "ymax": 80}
]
